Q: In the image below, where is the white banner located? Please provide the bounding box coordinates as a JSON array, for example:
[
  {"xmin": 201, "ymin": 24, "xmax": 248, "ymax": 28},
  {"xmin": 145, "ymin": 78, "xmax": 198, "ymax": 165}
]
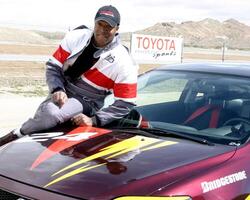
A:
[{"xmin": 130, "ymin": 34, "xmax": 183, "ymax": 64}]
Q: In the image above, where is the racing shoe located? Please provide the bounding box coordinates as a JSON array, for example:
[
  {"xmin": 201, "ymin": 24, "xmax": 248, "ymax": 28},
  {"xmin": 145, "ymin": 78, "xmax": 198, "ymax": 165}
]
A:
[{"xmin": 0, "ymin": 130, "xmax": 18, "ymax": 146}]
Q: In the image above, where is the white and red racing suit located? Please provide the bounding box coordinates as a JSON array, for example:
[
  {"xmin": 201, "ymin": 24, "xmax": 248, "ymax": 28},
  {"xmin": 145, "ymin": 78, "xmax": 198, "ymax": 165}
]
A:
[{"xmin": 20, "ymin": 26, "xmax": 138, "ymax": 134}]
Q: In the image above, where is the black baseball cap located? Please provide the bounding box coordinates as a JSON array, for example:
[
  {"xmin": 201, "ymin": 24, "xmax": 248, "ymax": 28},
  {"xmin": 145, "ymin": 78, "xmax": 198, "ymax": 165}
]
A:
[{"xmin": 95, "ymin": 5, "xmax": 120, "ymax": 27}]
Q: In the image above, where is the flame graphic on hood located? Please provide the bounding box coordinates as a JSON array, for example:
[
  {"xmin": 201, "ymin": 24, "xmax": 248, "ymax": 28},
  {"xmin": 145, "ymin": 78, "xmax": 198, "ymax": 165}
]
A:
[
  {"xmin": 30, "ymin": 126, "xmax": 111, "ymax": 170},
  {"xmin": 44, "ymin": 136, "xmax": 177, "ymax": 188}
]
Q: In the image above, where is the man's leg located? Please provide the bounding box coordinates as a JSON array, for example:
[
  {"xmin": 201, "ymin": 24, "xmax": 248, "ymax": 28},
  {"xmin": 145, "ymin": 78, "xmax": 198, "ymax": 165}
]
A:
[
  {"xmin": 0, "ymin": 97, "xmax": 83, "ymax": 146},
  {"xmin": 21, "ymin": 97, "xmax": 83, "ymax": 134}
]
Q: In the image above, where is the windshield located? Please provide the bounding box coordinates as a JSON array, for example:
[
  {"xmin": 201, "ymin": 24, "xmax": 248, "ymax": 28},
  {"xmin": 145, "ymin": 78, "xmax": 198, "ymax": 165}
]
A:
[{"xmin": 106, "ymin": 69, "xmax": 250, "ymax": 145}]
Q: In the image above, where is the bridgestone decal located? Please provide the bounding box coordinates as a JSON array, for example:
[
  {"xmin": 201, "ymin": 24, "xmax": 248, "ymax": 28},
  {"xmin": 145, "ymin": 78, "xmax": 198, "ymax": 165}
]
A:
[{"xmin": 201, "ymin": 170, "xmax": 247, "ymax": 193}]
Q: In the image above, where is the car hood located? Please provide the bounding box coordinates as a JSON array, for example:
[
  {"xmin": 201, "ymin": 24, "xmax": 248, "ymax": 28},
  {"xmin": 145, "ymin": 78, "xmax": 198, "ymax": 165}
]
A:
[{"xmin": 0, "ymin": 126, "xmax": 236, "ymax": 199}]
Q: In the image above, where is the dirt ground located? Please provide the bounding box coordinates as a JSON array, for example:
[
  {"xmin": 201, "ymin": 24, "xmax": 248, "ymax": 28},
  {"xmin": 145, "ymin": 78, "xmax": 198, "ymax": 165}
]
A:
[{"xmin": 0, "ymin": 43, "xmax": 57, "ymax": 55}]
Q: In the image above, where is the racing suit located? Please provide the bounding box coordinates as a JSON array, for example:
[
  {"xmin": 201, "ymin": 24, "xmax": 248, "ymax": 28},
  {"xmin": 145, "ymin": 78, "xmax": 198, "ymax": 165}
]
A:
[{"xmin": 20, "ymin": 27, "xmax": 138, "ymax": 134}]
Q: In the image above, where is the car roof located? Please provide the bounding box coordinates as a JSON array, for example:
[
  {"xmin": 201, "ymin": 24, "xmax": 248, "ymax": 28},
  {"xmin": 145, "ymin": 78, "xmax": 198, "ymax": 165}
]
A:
[{"xmin": 156, "ymin": 63, "xmax": 250, "ymax": 77}]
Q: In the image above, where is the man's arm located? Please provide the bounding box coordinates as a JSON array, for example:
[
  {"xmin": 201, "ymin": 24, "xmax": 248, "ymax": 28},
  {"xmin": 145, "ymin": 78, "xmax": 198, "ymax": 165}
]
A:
[
  {"xmin": 46, "ymin": 62, "xmax": 68, "ymax": 107},
  {"xmin": 92, "ymin": 99, "xmax": 136, "ymax": 126},
  {"xmin": 71, "ymin": 99, "xmax": 135, "ymax": 127},
  {"xmin": 46, "ymin": 61, "xmax": 66, "ymax": 94},
  {"xmin": 93, "ymin": 58, "xmax": 138, "ymax": 126},
  {"xmin": 45, "ymin": 32, "xmax": 72, "ymax": 106}
]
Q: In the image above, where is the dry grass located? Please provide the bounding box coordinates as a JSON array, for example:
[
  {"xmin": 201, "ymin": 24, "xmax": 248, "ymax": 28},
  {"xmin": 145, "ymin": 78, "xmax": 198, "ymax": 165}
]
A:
[{"xmin": 0, "ymin": 61, "xmax": 46, "ymax": 96}]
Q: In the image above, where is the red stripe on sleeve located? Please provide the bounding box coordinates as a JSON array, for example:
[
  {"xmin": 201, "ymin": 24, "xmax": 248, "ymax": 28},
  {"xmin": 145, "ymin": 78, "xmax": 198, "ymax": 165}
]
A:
[
  {"xmin": 83, "ymin": 68, "xmax": 114, "ymax": 89},
  {"xmin": 114, "ymin": 83, "xmax": 137, "ymax": 98},
  {"xmin": 52, "ymin": 45, "xmax": 70, "ymax": 64}
]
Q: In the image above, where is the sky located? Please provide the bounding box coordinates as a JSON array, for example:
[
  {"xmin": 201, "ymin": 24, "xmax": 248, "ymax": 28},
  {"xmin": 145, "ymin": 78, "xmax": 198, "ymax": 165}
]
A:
[{"xmin": 0, "ymin": 0, "xmax": 249, "ymax": 32}]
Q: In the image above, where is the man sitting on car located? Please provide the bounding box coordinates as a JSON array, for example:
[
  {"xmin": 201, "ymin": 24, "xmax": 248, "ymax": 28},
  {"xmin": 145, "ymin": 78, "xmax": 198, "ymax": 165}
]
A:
[{"xmin": 0, "ymin": 5, "xmax": 138, "ymax": 146}]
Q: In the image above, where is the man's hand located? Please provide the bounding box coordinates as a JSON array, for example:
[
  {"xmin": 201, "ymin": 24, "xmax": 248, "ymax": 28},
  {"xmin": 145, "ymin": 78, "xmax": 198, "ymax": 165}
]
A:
[
  {"xmin": 71, "ymin": 113, "xmax": 93, "ymax": 126},
  {"xmin": 52, "ymin": 91, "xmax": 68, "ymax": 107}
]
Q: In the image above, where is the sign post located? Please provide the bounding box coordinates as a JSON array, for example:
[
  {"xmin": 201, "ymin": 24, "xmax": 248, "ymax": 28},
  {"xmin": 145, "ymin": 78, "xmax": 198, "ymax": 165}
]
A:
[{"xmin": 130, "ymin": 34, "xmax": 183, "ymax": 64}]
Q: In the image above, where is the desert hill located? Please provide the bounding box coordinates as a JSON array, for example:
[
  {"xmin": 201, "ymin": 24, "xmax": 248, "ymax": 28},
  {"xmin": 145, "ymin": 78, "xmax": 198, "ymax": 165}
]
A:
[
  {"xmin": 122, "ymin": 18, "xmax": 250, "ymax": 50},
  {"xmin": 0, "ymin": 18, "xmax": 250, "ymax": 50},
  {"xmin": 0, "ymin": 27, "xmax": 64, "ymax": 45}
]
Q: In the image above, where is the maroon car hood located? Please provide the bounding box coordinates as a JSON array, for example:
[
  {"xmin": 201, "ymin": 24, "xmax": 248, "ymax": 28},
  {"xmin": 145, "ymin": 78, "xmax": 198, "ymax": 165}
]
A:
[{"xmin": 0, "ymin": 126, "xmax": 236, "ymax": 199}]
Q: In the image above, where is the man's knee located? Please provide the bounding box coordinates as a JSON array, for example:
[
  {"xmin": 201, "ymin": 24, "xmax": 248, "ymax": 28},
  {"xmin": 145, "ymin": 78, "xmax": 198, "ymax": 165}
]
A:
[{"xmin": 43, "ymin": 102, "xmax": 64, "ymax": 123}]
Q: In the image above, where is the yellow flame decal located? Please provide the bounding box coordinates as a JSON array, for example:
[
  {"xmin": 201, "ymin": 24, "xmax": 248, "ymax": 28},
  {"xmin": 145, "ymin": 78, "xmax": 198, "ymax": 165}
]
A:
[
  {"xmin": 45, "ymin": 136, "xmax": 177, "ymax": 187},
  {"xmin": 44, "ymin": 163, "xmax": 105, "ymax": 188},
  {"xmin": 52, "ymin": 136, "xmax": 157, "ymax": 176}
]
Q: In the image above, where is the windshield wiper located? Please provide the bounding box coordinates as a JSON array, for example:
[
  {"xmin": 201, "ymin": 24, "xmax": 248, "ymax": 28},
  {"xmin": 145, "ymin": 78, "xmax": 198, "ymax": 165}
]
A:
[
  {"xmin": 143, "ymin": 127, "xmax": 214, "ymax": 145},
  {"xmin": 112, "ymin": 127, "xmax": 160, "ymax": 138},
  {"xmin": 113, "ymin": 127, "xmax": 213, "ymax": 146}
]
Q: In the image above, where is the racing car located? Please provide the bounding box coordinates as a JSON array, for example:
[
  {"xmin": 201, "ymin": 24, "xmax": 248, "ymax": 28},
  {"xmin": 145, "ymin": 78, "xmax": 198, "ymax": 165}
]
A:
[{"xmin": 1, "ymin": 63, "xmax": 250, "ymax": 200}]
